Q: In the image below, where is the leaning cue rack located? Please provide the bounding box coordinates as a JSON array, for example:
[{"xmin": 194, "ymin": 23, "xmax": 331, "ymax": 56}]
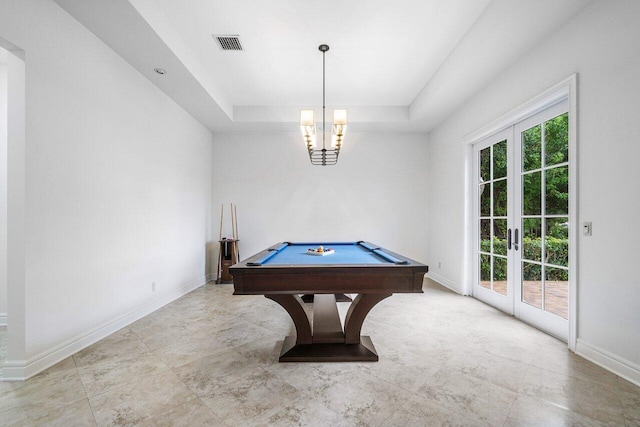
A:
[{"xmin": 215, "ymin": 203, "xmax": 240, "ymax": 284}]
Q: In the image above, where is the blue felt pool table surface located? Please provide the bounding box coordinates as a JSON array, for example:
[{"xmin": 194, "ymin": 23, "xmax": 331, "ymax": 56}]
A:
[
  {"xmin": 247, "ymin": 241, "xmax": 410, "ymax": 266},
  {"xmin": 266, "ymin": 242, "xmax": 385, "ymax": 265}
]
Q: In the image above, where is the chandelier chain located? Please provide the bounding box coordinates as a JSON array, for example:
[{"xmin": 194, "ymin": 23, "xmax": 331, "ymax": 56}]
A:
[{"xmin": 322, "ymin": 47, "xmax": 326, "ymax": 150}]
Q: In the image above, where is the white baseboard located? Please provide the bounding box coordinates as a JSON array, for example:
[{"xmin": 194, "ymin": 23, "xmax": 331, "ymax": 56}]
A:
[
  {"xmin": 0, "ymin": 313, "xmax": 6, "ymax": 326},
  {"xmin": 1, "ymin": 360, "xmax": 26, "ymax": 381},
  {"xmin": 1, "ymin": 276, "xmax": 207, "ymax": 381},
  {"xmin": 426, "ymin": 272, "xmax": 464, "ymax": 295},
  {"xmin": 575, "ymin": 338, "xmax": 640, "ymax": 387}
]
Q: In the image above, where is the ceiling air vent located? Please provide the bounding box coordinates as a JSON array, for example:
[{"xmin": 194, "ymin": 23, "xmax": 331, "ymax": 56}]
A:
[{"xmin": 213, "ymin": 34, "xmax": 243, "ymax": 51}]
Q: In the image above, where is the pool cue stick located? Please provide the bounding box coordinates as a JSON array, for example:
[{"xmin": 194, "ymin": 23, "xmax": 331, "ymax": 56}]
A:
[
  {"xmin": 217, "ymin": 204, "xmax": 224, "ymax": 282},
  {"xmin": 230, "ymin": 204, "xmax": 236, "ymax": 263},
  {"xmin": 231, "ymin": 203, "xmax": 236, "ymax": 241},
  {"xmin": 233, "ymin": 203, "xmax": 238, "ymax": 240},
  {"xmin": 233, "ymin": 204, "xmax": 240, "ymax": 262},
  {"xmin": 218, "ymin": 204, "xmax": 224, "ymax": 241}
]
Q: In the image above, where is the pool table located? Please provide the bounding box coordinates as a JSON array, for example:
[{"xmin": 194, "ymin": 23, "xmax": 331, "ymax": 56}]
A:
[{"xmin": 230, "ymin": 241, "xmax": 428, "ymax": 362}]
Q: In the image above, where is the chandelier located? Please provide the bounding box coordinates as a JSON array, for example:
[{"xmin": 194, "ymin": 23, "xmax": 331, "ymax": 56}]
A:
[{"xmin": 300, "ymin": 44, "xmax": 347, "ymax": 166}]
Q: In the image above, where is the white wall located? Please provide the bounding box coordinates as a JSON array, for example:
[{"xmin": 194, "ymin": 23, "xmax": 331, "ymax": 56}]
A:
[
  {"xmin": 0, "ymin": 62, "xmax": 7, "ymax": 323},
  {"xmin": 212, "ymin": 131, "xmax": 430, "ymax": 264},
  {"xmin": 0, "ymin": 0, "xmax": 212, "ymax": 378},
  {"xmin": 4, "ymin": 45, "xmax": 26, "ymax": 366},
  {"xmin": 427, "ymin": 0, "xmax": 640, "ymax": 381}
]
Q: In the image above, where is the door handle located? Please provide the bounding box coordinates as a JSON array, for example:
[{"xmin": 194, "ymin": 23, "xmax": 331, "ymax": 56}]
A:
[
  {"xmin": 514, "ymin": 228, "xmax": 519, "ymax": 251},
  {"xmin": 507, "ymin": 229, "xmax": 512, "ymax": 250}
]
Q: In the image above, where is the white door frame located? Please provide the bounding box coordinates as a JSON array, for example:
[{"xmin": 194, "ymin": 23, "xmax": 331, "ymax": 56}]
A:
[{"xmin": 462, "ymin": 74, "xmax": 578, "ymax": 350}]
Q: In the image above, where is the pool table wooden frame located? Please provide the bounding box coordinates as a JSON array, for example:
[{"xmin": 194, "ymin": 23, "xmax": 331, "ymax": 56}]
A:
[{"xmin": 230, "ymin": 241, "xmax": 428, "ymax": 362}]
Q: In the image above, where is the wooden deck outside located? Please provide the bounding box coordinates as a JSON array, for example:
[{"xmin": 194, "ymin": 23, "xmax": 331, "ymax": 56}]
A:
[{"xmin": 480, "ymin": 280, "xmax": 568, "ymax": 319}]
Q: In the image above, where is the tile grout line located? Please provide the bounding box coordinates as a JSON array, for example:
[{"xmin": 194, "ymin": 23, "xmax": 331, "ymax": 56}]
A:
[{"xmin": 70, "ymin": 355, "xmax": 99, "ymax": 426}]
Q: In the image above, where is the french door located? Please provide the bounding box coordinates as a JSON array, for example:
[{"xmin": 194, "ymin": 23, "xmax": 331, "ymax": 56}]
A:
[{"xmin": 473, "ymin": 100, "xmax": 570, "ymax": 340}]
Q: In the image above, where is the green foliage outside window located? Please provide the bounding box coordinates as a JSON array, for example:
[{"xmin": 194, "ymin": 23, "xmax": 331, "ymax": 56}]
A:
[{"xmin": 480, "ymin": 237, "xmax": 568, "ymax": 281}]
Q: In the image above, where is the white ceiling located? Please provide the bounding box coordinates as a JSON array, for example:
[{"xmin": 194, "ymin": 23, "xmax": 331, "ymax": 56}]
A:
[
  {"xmin": 52, "ymin": 0, "xmax": 591, "ymax": 133},
  {"xmin": 149, "ymin": 0, "xmax": 491, "ymax": 107}
]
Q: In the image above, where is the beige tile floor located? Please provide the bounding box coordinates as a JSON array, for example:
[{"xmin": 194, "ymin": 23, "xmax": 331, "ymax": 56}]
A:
[{"xmin": 1, "ymin": 279, "xmax": 638, "ymax": 426}]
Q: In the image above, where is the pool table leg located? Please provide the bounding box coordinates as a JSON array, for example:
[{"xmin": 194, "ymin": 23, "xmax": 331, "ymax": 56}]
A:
[
  {"xmin": 344, "ymin": 293, "xmax": 392, "ymax": 344},
  {"xmin": 264, "ymin": 294, "xmax": 312, "ymax": 345},
  {"xmin": 264, "ymin": 292, "xmax": 393, "ymax": 362}
]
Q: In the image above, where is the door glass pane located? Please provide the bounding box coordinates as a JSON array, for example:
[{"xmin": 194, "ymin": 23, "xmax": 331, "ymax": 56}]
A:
[
  {"xmin": 522, "ymin": 124, "xmax": 541, "ymax": 171},
  {"xmin": 522, "ymin": 218, "xmax": 542, "ymax": 262},
  {"xmin": 546, "ymin": 166, "xmax": 569, "ymax": 215},
  {"xmin": 480, "ymin": 147, "xmax": 491, "ymax": 182},
  {"xmin": 546, "ymin": 217, "xmax": 569, "ymax": 267},
  {"xmin": 480, "ymin": 219, "xmax": 491, "ymax": 252},
  {"xmin": 478, "ymin": 138, "xmax": 509, "ymax": 300},
  {"xmin": 545, "ymin": 113, "xmax": 569, "ymax": 166},
  {"xmin": 493, "ymin": 257, "xmax": 507, "ymax": 295},
  {"xmin": 522, "ymin": 171, "xmax": 541, "ymax": 215},
  {"xmin": 493, "ymin": 219, "xmax": 508, "ymax": 256},
  {"xmin": 493, "ymin": 179, "xmax": 508, "ymax": 216},
  {"xmin": 522, "ymin": 262, "xmax": 542, "ymax": 308},
  {"xmin": 480, "ymin": 184, "xmax": 490, "ymax": 216},
  {"xmin": 493, "ymin": 140, "xmax": 507, "ymax": 179},
  {"xmin": 545, "ymin": 267, "xmax": 568, "ymax": 319},
  {"xmin": 480, "ymin": 254, "xmax": 491, "ymax": 289}
]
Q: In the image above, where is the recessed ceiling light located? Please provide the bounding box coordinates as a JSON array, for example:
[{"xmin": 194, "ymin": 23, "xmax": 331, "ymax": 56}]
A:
[{"xmin": 154, "ymin": 68, "xmax": 166, "ymax": 75}]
